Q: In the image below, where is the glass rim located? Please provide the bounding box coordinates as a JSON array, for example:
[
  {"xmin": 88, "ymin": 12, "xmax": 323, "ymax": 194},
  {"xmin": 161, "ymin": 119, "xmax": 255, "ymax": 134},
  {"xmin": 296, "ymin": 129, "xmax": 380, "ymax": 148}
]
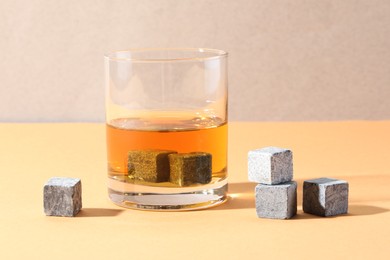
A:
[{"xmin": 104, "ymin": 48, "xmax": 228, "ymax": 62}]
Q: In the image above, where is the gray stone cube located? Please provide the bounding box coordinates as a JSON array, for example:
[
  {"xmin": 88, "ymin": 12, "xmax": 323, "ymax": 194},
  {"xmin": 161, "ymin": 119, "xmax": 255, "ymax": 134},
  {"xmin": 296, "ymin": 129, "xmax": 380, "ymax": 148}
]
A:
[
  {"xmin": 128, "ymin": 150, "xmax": 177, "ymax": 183},
  {"xmin": 169, "ymin": 152, "xmax": 212, "ymax": 186},
  {"xmin": 44, "ymin": 177, "xmax": 82, "ymax": 217},
  {"xmin": 303, "ymin": 178, "xmax": 349, "ymax": 217},
  {"xmin": 255, "ymin": 181, "xmax": 297, "ymax": 219},
  {"xmin": 248, "ymin": 147, "xmax": 293, "ymax": 184}
]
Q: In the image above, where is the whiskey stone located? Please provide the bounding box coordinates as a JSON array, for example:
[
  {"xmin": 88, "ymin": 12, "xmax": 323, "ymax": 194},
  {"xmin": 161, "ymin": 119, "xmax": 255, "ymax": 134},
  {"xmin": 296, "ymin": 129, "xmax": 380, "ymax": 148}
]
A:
[
  {"xmin": 255, "ymin": 181, "xmax": 297, "ymax": 219},
  {"xmin": 248, "ymin": 147, "xmax": 293, "ymax": 185},
  {"xmin": 169, "ymin": 152, "xmax": 212, "ymax": 186},
  {"xmin": 128, "ymin": 150, "xmax": 177, "ymax": 182},
  {"xmin": 303, "ymin": 178, "xmax": 349, "ymax": 217},
  {"xmin": 44, "ymin": 177, "xmax": 82, "ymax": 217}
]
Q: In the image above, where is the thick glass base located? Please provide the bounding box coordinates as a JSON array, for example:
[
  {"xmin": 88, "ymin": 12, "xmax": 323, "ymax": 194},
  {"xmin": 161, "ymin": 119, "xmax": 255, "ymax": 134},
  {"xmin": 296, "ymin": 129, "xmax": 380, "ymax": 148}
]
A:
[{"xmin": 108, "ymin": 178, "xmax": 228, "ymax": 211}]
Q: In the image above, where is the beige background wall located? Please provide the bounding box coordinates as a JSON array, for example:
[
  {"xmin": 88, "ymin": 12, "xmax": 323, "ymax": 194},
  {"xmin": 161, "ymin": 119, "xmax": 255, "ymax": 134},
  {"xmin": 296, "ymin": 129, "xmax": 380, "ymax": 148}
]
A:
[{"xmin": 1, "ymin": 0, "xmax": 389, "ymax": 122}]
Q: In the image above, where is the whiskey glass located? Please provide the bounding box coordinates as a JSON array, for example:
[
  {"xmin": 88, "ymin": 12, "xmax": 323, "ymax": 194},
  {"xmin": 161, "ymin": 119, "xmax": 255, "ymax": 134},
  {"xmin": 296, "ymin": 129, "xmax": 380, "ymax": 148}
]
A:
[{"xmin": 105, "ymin": 48, "xmax": 228, "ymax": 210}]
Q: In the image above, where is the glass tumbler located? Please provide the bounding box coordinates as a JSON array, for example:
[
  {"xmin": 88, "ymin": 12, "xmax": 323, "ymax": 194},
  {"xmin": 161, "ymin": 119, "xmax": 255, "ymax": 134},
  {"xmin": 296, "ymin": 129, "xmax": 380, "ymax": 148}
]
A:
[{"xmin": 104, "ymin": 48, "xmax": 228, "ymax": 210}]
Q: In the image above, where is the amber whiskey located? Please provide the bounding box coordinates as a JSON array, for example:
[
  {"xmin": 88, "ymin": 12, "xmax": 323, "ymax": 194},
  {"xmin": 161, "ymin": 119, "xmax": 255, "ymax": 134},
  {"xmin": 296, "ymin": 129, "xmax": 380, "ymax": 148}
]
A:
[{"xmin": 106, "ymin": 117, "xmax": 227, "ymax": 187}]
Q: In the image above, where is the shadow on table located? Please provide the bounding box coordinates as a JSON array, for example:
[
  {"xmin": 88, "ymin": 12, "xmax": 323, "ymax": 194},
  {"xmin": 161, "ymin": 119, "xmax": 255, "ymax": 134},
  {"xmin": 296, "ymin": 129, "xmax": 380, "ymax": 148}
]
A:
[
  {"xmin": 292, "ymin": 205, "xmax": 389, "ymax": 220},
  {"xmin": 212, "ymin": 179, "xmax": 390, "ymax": 217},
  {"xmin": 78, "ymin": 208, "xmax": 124, "ymax": 217},
  {"xmin": 348, "ymin": 204, "xmax": 389, "ymax": 216}
]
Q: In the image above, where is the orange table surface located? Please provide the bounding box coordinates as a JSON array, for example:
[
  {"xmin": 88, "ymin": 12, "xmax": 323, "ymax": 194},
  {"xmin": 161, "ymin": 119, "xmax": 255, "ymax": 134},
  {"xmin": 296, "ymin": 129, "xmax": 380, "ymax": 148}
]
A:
[{"xmin": 1, "ymin": 121, "xmax": 389, "ymax": 259}]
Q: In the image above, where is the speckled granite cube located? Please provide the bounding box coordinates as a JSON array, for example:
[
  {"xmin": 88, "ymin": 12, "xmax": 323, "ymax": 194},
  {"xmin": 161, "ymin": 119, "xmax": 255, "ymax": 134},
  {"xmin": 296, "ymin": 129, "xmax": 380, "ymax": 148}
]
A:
[
  {"xmin": 303, "ymin": 178, "xmax": 349, "ymax": 217},
  {"xmin": 169, "ymin": 152, "xmax": 212, "ymax": 186},
  {"xmin": 255, "ymin": 181, "xmax": 297, "ymax": 219},
  {"xmin": 44, "ymin": 177, "xmax": 82, "ymax": 217},
  {"xmin": 248, "ymin": 147, "xmax": 293, "ymax": 185},
  {"xmin": 128, "ymin": 150, "xmax": 177, "ymax": 182}
]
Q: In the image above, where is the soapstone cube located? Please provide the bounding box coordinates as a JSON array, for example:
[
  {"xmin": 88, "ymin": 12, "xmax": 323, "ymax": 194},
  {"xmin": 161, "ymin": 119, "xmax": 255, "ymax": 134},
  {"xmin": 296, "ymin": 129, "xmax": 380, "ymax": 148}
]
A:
[
  {"xmin": 169, "ymin": 152, "xmax": 212, "ymax": 186},
  {"xmin": 128, "ymin": 150, "xmax": 177, "ymax": 182},
  {"xmin": 255, "ymin": 181, "xmax": 297, "ymax": 219},
  {"xmin": 303, "ymin": 178, "xmax": 349, "ymax": 217},
  {"xmin": 44, "ymin": 177, "xmax": 82, "ymax": 217},
  {"xmin": 248, "ymin": 147, "xmax": 293, "ymax": 185}
]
